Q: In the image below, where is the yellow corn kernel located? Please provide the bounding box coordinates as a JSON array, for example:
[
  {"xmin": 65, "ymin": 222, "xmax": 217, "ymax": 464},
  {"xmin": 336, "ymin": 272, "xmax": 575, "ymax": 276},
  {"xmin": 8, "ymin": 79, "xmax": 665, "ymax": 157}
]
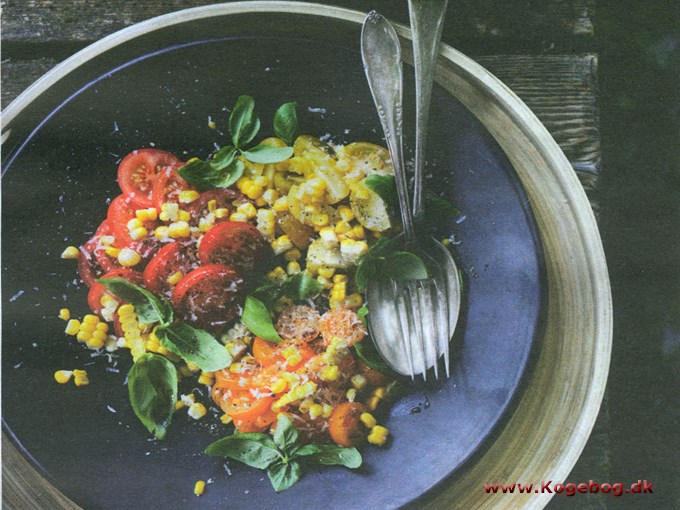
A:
[
  {"xmin": 320, "ymin": 365, "xmax": 339, "ymax": 382},
  {"xmin": 179, "ymin": 190, "xmax": 200, "ymax": 204},
  {"xmin": 299, "ymin": 398, "xmax": 314, "ymax": 413},
  {"xmin": 262, "ymin": 189, "xmax": 279, "ymax": 205},
  {"xmin": 346, "ymin": 388, "xmax": 357, "ymax": 402},
  {"xmin": 334, "ymin": 221, "xmax": 351, "ymax": 234},
  {"xmin": 319, "ymin": 227, "xmax": 339, "ymax": 246},
  {"xmin": 65, "ymin": 319, "xmax": 81, "ymax": 336},
  {"xmin": 272, "ymin": 395, "xmax": 292, "ymax": 412},
  {"xmin": 159, "ymin": 202, "xmax": 179, "ymax": 222},
  {"xmin": 79, "ymin": 322, "xmax": 96, "ymax": 333},
  {"xmin": 316, "ymin": 275, "xmax": 332, "ymax": 290},
  {"xmin": 198, "ymin": 214, "xmax": 215, "ymax": 232},
  {"xmin": 168, "ymin": 221, "xmax": 190, "ymax": 238},
  {"xmin": 166, "ymin": 271, "xmax": 184, "ymax": 286},
  {"xmin": 186, "ymin": 361, "xmax": 201, "ymax": 373},
  {"xmin": 100, "ymin": 235, "xmax": 115, "ymax": 245},
  {"xmin": 373, "ymin": 387, "xmax": 386, "ymax": 398},
  {"xmin": 309, "ymin": 404, "xmax": 324, "ymax": 419},
  {"xmin": 333, "ymin": 274, "xmax": 348, "ymax": 284},
  {"xmin": 272, "ymin": 197, "xmax": 289, "ymax": 212},
  {"xmin": 212, "ymin": 207, "xmax": 228, "ymax": 219},
  {"xmin": 345, "ymin": 293, "xmax": 363, "ymax": 309},
  {"xmin": 271, "ymin": 378, "xmax": 288, "ymax": 394},
  {"xmin": 175, "ymin": 400, "xmax": 185, "ymax": 411},
  {"xmin": 177, "ymin": 210, "xmax": 191, "ymax": 222},
  {"xmin": 54, "ymin": 370, "xmax": 73, "ymax": 384},
  {"xmin": 366, "ymin": 396, "xmax": 381, "ymax": 411},
  {"xmin": 441, "ymin": 238, "xmax": 451, "ymax": 246},
  {"xmin": 88, "ymin": 331, "xmax": 107, "ymax": 349},
  {"xmin": 136, "ymin": 207, "xmax": 158, "ymax": 222},
  {"xmin": 360, "ymin": 412, "xmax": 377, "ymax": 429},
  {"xmin": 322, "ymin": 404, "xmax": 334, "ymax": 418},
  {"xmin": 286, "ymin": 261, "xmax": 301, "ymax": 275},
  {"xmin": 253, "ymin": 175, "xmax": 269, "ymax": 187},
  {"xmin": 283, "ymin": 248, "xmax": 302, "ymax": 262},
  {"xmin": 181, "ymin": 393, "xmax": 196, "ymax": 406},
  {"xmin": 101, "ymin": 294, "xmax": 118, "ymax": 309},
  {"xmin": 329, "ymin": 297, "xmax": 344, "ymax": 309},
  {"xmin": 61, "ymin": 246, "xmax": 80, "ymax": 259},
  {"xmin": 220, "ymin": 414, "xmax": 233, "ymax": 425},
  {"xmin": 267, "ymin": 266, "xmax": 287, "ymax": 285},
  {"xmin": 337, "ymin": 205, "xmax": 354, "ymax": 222},
  {"xmin": 127, "ymin": 218, "xmax": 143, "ymax": 231},
  {"xmin": 95, "ymin": 322, "xmax": 109, "ymax": 333},
  {"xmin": 237, "ymin": 202, "xmax": 257, "ymax": 219},
  {"xmin": 351, "ymin": 374, "xmax": 368, "ymax": 390},
  {"xmin": 73, "ymin": 369, "xmax": 89, "ymax": 387},
  {"xmin": 229, "ymin": 212, "xmax": 248, "ymax": 222},
  {"xmin": 207, "ymin": 199, "xmax": 217, "ymax": 212},
  {"xmin": 242, "ymin": 182, "xmax": 264, "ymax": 200},
  {"xmin": 349, "ymin": 225, "xmax": 366, "ymax": 239},
  {"xmin": 271, "ymin": 235, "xmax": 293, "ymax": 255},
  {"xmin": 82, "ymin": 314, "xmax": 99, "ymax": 324},
  {"xmin": 188, "ymin": 402, "xmax": 207, "ymax": 420},
  {"xmin": 198, "ymin": 371, "xmax": 215, "ymax": 386},
  {"xmin": 330, "ymin": 281, "xmax": 347, "ymax": 300},
  {"xmin": 118, "ymin": 303, "xmax": 135, "ymax": 317},
  {"xmin": 105, "ymin": 246, "xmax": 121, "ymax": 258},
  {"xmin": 58, "ymin": 308, "xmax": 71, "ymax": 321},
  {"xmin": 129, "ymin": 227, "xmax": 148, "ymax": 240},
  {"xmin": 118, "ymin": 248, "xmax": 141, "ymax": 267},
  {"xmin": 286, "ymin": 354, "xmax": 302, "ymax": 367},
  {"xmin": 154, "ymin": 226, "xmax": 170, "ymax": 239},
  {"xmin": 194, "ymin": 480, "xmax": 206, "ymax": 497},
  {"xmin": 317, "ymin": 266, "xmax": 335, "ymax": 279}
]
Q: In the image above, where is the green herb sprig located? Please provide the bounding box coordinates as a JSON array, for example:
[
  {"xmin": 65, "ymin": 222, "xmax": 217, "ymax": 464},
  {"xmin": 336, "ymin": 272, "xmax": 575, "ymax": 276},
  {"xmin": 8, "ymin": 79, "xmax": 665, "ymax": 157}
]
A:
[
  {"xmin": 178, "ymin": 96, "xmax": 298, "ymax": 190},
  {"xmin": 354, "ymin": 237, "xmax": 429, "ymax": 292},
  {"xmin": 205, "ymin": 414, "xmax": 362, "ymax": 492}
]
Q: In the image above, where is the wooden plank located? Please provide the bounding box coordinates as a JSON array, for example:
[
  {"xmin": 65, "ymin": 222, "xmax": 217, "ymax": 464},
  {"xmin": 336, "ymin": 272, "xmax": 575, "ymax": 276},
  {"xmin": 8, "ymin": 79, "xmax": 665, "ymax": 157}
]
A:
[{"xmin": 1, "ymin": 0, "xmax": 594, "ymax": 43}]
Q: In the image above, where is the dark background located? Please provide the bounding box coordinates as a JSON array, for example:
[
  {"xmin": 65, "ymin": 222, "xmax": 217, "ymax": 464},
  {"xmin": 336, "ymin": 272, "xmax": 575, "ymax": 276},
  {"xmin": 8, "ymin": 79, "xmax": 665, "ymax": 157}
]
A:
[{"xmin": 2, "ymin": 1, "xmax": 679, "ymax": 509}]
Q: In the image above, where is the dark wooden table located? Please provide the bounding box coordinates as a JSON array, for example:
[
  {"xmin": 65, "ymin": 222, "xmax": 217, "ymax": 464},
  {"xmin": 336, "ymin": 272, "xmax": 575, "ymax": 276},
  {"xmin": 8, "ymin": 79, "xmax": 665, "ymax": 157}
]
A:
[{"xmin": 1, "ymin": 1, "xmax": 610, "ymax": 508}]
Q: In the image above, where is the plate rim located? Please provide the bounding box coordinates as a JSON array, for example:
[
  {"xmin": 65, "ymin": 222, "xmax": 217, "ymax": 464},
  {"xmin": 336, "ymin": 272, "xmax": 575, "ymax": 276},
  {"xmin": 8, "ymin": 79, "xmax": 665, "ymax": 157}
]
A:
[{"xmin": 1, "ymin": 2, "xmax": 612, "ymax": 510}]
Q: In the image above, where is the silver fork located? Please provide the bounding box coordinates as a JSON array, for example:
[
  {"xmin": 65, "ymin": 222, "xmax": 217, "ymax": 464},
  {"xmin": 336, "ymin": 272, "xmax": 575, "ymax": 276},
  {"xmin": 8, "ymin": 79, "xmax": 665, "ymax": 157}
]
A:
[{"xmin": 361, "ymin": 9, "xmax": 460, "ymax": 379}]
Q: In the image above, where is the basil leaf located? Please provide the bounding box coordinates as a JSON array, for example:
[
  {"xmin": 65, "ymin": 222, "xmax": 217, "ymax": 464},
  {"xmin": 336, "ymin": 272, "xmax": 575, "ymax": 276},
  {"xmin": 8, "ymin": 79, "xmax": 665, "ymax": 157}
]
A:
[
  {"xmin": 127, "ymin": 354, "xmax": 178, "ymax": 440},
  {"xmin": 294, "ymin": 444, "xmax": 362, "ymax": 469},
  {"xmin": 364, "ymin": 174, "xmax": 397, "ymax": 208},
  {"xmin": 383, "ymin": 252, "xmax": 429, "ymax": 282},
  {"xmin": 250, "ymin": 282, "xmax": 281, "ymax": 310},
  {"xmin": 357, "ymin": 304, "xmax": 369, "ymax": 325},
  {"xmin": 210, "ymin": 145, "xmax": 238, "ymax": 171},
  {"xmin": 205, "ymin": 433, "xmax": 281, "ymax": 469},
  {"xmin": 353, "ymin": 336, "xmax": 393, "ymax": 373},
  {"xmin": 97, "ymin": 277, "xmax": 168, "ymax": 324},
  {"xmin": 241, "ymin": 144, "xmax": 294, "ymax": 164},
  {"xmin": 281, "ymin": 273, "xmax": 323, "ymax": 302},
  {"xmin": 267, "ymin": 460, "xmax": 302, "ymax": 493},
  {"xmin": 273, "ymin": 102, "xmax": 298, "ymax": 145},
  {"xmin": 241, "ymin": 295, "xmax": 283, "ymax": 342},
  {"xmin": 273, "ymin": 414, "xmax": 299, "ymax": 452},
  {"xmin": 229, "ymin": 95, "xmax": 260, "ymax": 148},
  {"xmin": 157, "ymin": 322, "xmax": 231, "ymax": 371},
  {"xmin": 425, "ymin": 191, "xmax": 460, "ymax": 221},
  {"xmin": 178, "ymin": 156, "xmax": 244, "ymax": 190}
]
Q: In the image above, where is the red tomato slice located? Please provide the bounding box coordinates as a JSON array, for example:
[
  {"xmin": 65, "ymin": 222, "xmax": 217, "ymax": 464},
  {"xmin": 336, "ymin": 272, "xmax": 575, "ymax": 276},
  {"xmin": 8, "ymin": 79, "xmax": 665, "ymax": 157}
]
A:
[
  {"xmin": 107, "ymin": 195, "xmax": 139, "ymax": 246},
  {"xmin": 87, "ymin": 268, "xmax": 142, "ymax": 315},
  {"xmin": 78, "ymin": 221, "xmax": 119, "ymax": 286},
  {"xmin": 171, "ymin": 264, "xmax": 245, "ymax": 330},
  {"xmin": 151, "ymin": 164, "xmax": 193, "ymax": 211},
  {"xmin": 142, "ymin": 241, "xmax": 198, "ymax": 296},
  {"xmin": 197, "ymin": 221, "xmax": 267, "ymax": 275},
  {"xmin": 224, "ymin": 392, "xmax": 277, "ymax": 433},
  {"xmin": 252, "ymin": 337, "xmax": 315, "ymax": 369},
  {"xmin": 118, "ymin": 149, "xmax": 181, "ymax": 209}
]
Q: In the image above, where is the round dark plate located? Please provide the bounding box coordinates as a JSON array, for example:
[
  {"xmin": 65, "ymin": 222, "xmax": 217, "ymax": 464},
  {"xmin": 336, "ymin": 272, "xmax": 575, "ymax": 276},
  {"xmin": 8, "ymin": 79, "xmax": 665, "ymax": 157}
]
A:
[{"xmin": 2, "ymin": 8, "xmax": 544, "ymax": 510}]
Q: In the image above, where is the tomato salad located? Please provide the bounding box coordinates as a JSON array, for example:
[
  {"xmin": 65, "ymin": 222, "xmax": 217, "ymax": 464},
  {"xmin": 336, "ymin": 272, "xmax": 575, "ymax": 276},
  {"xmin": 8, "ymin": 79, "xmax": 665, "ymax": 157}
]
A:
[{"xmin": 59, "ymin": 98, "xmax": 408, "ymax": 490}]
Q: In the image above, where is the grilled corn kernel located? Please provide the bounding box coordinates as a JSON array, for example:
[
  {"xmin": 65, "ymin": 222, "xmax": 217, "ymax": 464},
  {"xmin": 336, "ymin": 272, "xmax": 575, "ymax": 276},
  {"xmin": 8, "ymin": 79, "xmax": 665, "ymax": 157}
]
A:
[
  {"xmin": 88, "ymin": 331, "xmax": 107, "ymax": 349},
  {"xmin": 220, "ymin": 414, "xmax": 233, "ymax": 425},
  {"xmin": 271, "ymin": 235, "xmax": 293, "ymax": 255},
  {"xmin": 168, "ymin": 221, "xmax": 190, "ymax": 238},
  {"xmin": 316, "ymin": 275, "xmax": 332, "ymax": 290},
  {"xmin": 310, "ymin": 213, "xmax": 330, "ymax": 227},
  {"xmin": 345, "ymin": 293, "xmax": 363, "ymax": 309},
  {"xmin": 211, "ymin": 207, "xmax": 228, "ymax": 219},
  {"xmin": 154, "ymin": 226, "xmax": 170, "ymax": 239},
  {"xmin": 346, "ymin": 388, "xmax": 357, "ymax": 402},
  {"xmin": 286, "ymin": 261, "xmax": 301, "ymax": 275},
  {"xmin": 179, "ymin": 190, "xmax": 200, "ymax": 204},
  {"xmin": 271, "ymin": 378, "xmax": 288, "ymax": 394},
  {"xmin": 309, "ymin": 404, "xmax": 324, "ymax": 419},
  {"xmin": 373, "ymin": 387, "xmax": 386, "ymax": 398},
  {"xmin": 205, "ymin": 199, "xmax": 217, "ymax": 212},
  {"xmin": 351, "ymin": 374, "xmax": 368, "ymax": 390},
  {"xmin": 319, "ymin": 227, "xmax": 339, "ymax": 246},
  {"xmin": 61, "ymin": 246, "xmax": 80, "ymax": 259},
  {"xmin": 188, "ymin": 402, "xmax": 207, "ymax": 420},
  {"xmin": 79, "ymin": 322, "xmax": 96, "ymax": 333},
  {"xmin": 167, "ymin": 271, "xmax": 184, "ymax": 286},
  {"xmin": 95, "ymin": 322, "xmax": 109, "ymax": 333},
  {"xmin": 317, "ymin": 266, "xmax": 335, "ymax": 279},
  {"xmin": 349, "ymin": 225, "xmax": 366, "ymax": 239},
  {"xmin": 118, "ymin": 303, "xmax": 135, "ymax": 318},
  {"xmin": 243, "ymin": 182, "xmax": 264, "ymax": 200},
  {"xmin": 320, "ymin": 365, "xmax": 339, "ymax": 382},
  {"xmin": 198, "ymin": 371, "xmax": 215, "ymax": 386},
  {"xmin": 65, "ymin": 319, "xmax": 81, "ymax": 336},
  {"xmin": 337, "ymin": 205, "xmax": 354, "ymax": 222},
  {"xmin": 54, "ymin": 370, "xmax": 73, "ymax": 384},
  {"xmin": 58, "ymin": 308, "xmax": 71, "ymax": 321},
  {"xmin": 236, "ymin": 202, "xmax": 257, "ymax": 219},
  {"xmin": 129, "ymin": 227, "xmax": 148, "ymax": 240},
  {"xmin": 283, "ymin": 248, "xmax": 302, "ymax": 262},
  {"xmin": 334, "ymin": 221, "xmax": 351, "ymax": 234},
  {"xmin": 186, "ymin": 361, "xmax": 201, "ymax": 373},
  {"xmin": 105, "ymin": 246, "xmax": 121, "ymax": 258},
  {"xmin": 262, "ymin": 189, "xmax": 279, "ymax": 205},
  {"xmin": 198, "ymin": 214, "xmax": 215, "ymax": 232},
  {"xmin": 83, "ymin": 314, "xmax": 99, "ymax": 324},
  {"xmin": 100, "ymin": 235, "xmax": 115, "ymax": 245},
  {"xmin": 267, "ymin": 266, "xmax": 287, "ymax": 284},
  {"xmin": 181, "ymin": 393, "xmax": 196, "ymax": 406},
  {"xmin": 73, "ymin": 369, "xmax": 89, "ymax": 387},
  {"xmin": 272, "ymin": 197, "xmax": 289, "ymax": 212},
  {"xmin": 127, "ymin": 218, "xmax": 143, "ymax": 231},
  {"xmin": 229, "ymin": 212, "xmax": 248, "ymax": 222},
  {"xmin": 174, "ymin": 400, "xmax": 185, "ymax": 411},
  {"xmin": 136, "ymin": 207, "xmax": 158, "ymax": 222},
  {"xmin": 159, "ymin": 202, "xmax": 179, "ymax": 221},
  {"xmin": 177, "ymin": 210, "xmax": 191, "ymax": 222},
  {"xmin": 367, "ymin": 396, "xmax": 381, "ymax": 411},
  {"xmin": 118, "ymin": 248, "xmax": 141, "ymax": 267},
  {"xmin": 360, "ymin": 412, "xmax": 377, "ymax": 429},
  {"xmin": 194, "ymin": 480, "xmax": 206, "ymax": 497}
]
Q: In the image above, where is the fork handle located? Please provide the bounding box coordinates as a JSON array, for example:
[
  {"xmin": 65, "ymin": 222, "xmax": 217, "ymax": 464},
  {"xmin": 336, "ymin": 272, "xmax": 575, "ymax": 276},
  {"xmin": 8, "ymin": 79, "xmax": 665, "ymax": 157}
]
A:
[{"xmin": 408, "ymin": 0, "xmax": 449, "ymax": 220}]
